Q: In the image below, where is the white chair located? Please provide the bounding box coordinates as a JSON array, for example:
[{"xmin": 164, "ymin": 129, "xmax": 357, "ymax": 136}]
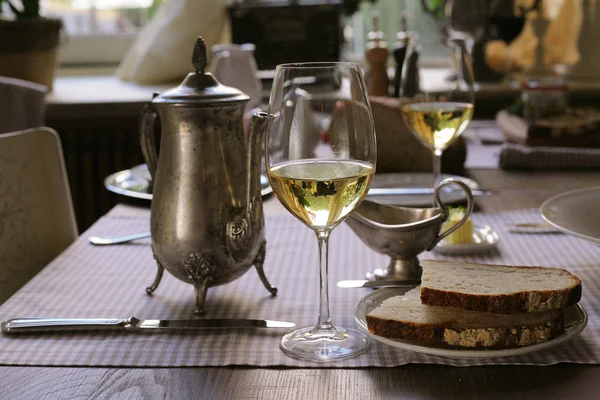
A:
[
  {"xmin": 0, "ymin": 127, "xmax": 78, "ymax": 304},
  {"xmin": 0, "ymin": 76, "xmax": 47, "ymax": 134}
]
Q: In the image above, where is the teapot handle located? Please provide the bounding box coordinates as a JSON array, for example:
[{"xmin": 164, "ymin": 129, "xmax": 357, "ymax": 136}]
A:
[
  {"xmin": 139, "ymin": 96, "xmax": 159, "ymax": 190},
  {"xmin": 428, "ymin": 178, "xmax": 474, "ymax": 249}
]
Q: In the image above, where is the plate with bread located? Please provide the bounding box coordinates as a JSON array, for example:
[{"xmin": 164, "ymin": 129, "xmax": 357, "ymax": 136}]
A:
[{"xmin": 354, "ymin": 260, "xmax": 587, "ymax": 359}]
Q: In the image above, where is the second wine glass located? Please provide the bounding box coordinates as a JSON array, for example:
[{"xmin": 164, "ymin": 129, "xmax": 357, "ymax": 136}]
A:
[
  {"xmin": 266, "ymin": 62, "xmax": 376, "ymax": 362},
  {"xmin": 400, "ymin": 36, "xmax": 474, "ymax": 196}
]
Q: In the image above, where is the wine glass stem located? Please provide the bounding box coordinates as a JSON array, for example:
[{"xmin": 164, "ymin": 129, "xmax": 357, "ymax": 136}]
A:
[
  {"xmin": 453, "ymin": 37, "xmax": 471, "ymax": 87},
  {"xmin": 315, "ymin": 230, "xmax": 333, "ymax": 331},
  {"xmin": 433, "ymin": 149, "xmax": 443, "ymax": 205}
]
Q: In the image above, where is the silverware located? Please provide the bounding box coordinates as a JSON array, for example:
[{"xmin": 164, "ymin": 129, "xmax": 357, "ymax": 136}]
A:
[
  {"xmin": 337, "ymin": 279, "xmax": 421, "ymax": 288},
  {"xmin": 506, "ymin": 223, "xmax": 562, "ymax": 234},
  {"xmin": 88, "ymin": 232, "xmax": 151, "ymax": 245},
  {"xmin": 1, "ymin": 317, "xmax": 295, "ymax": 334},
  {"xmin": 368, "ymin": 187, "xmax": 493, "ymax": 196}
]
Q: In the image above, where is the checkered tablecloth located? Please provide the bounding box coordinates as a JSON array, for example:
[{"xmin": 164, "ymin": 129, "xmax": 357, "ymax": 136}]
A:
[{"xmin": 0, "ymin": 205, "xmax": 599, "ymax": 367}]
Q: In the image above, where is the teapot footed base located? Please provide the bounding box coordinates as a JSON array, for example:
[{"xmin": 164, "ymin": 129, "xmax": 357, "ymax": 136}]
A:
[
  {"xmin": 144, "ymin": 242, "xmax": 278, "ymax": 315},
  {"xmin": 253, "ymin": 240, "xmax": 278, "ymax": 296},
  {"xmin": 146, "ymin": 261, "xmax": 165, "ymax": 294}
]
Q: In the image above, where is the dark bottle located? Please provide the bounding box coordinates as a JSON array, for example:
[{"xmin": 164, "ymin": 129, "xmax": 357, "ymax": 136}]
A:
[
  {"xmin": 393, "ymin": 14, "xmax": 411, "ymax": 97},
  {"xmin": 402, "ymin": 44, "xmax": 420, "ymax": 98}
]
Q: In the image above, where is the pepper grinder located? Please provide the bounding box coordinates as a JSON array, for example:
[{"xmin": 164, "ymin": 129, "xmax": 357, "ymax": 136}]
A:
[
  {"xmin": 365, "ymin": 11, "xmax": 389, "ymax": 97},
  {"xmin": 392, "ymin": 13, "xmax": 411, "ymax": 97}
]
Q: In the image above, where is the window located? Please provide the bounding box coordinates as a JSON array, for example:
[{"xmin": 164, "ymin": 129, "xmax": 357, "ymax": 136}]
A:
[
  {"xmin": 42, "ymin": 0, "xmax": 164, "ymax": 66},
  {"xmin": 42, "ymin": 0, "xmax": 445, "ymax": 68},
  {"xmin": 346, "ymin": 1, "xmax": 447, "ymax": 65}
]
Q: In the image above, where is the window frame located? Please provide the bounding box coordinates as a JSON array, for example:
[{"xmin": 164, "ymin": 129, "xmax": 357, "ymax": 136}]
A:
[{"xmin": 58, "ymin": 33, "xmax": 137, "ymax": 66}]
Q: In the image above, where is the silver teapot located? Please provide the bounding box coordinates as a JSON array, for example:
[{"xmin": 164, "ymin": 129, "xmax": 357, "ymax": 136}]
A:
[{"xmin": 139, "ymin": 37, "xmax": 276, "ymax": 315}]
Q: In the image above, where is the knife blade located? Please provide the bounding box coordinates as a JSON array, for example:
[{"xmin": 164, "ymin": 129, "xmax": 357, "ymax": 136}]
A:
[
  {"xmin": 337, "ymin": 279, "xmax": 421, "ymax": 289},
  {"xmin": 368, "ymin": 188, "xmax": 493, "ymax": 196},
  {"xmin": 1, "ymin": 317, "xmax": 295, "ymax": 334},
  {"xmin": 505, "ymin": 223, "xmax": 561, "ymax": 234}
]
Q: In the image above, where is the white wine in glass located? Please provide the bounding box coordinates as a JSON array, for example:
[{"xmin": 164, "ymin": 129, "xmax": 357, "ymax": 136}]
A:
[
  {"xmin": 400, "ymin": 102, "xmax": 473, "ymax": 152},
  {"xmin": 266, "ymin": 62, "xmax": 376, "ymax": 362},
  {"xmin": 400, "ymin": 37, "xmax": 474, "ymax": 193},
  {"xmin": 268, "ymin": 159, "xmax": 374, "ymax": 230}
]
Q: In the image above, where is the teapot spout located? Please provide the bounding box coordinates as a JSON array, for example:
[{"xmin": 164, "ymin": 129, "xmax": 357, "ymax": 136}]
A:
[{"xmin": 246, "ymin": 111, "xmax": 272, "ymax": 204}]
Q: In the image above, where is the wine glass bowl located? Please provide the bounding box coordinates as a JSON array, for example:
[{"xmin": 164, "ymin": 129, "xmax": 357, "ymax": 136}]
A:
[
  {"xmin": 400, "ymin": 101, "xmax": 474, "ymax": 153},
  {"xmin": 266, "ymin": 62, "xmax": 376, "ymax": 362},
  {"xmin": 268, "ymin": 159, "xmax": 374, "ymax": 231}
]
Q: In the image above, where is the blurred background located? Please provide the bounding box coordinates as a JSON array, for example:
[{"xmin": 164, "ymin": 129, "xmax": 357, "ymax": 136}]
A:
[
  {"xmin": 43, "ymin": 0, "xmax": 164, "ymax": 65},
  {"xmin": 0, "ymin": 0, "xmax": 592, "ymax": 232}
]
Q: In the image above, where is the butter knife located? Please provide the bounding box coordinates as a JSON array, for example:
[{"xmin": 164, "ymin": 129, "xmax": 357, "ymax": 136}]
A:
[
  {"xmin": 1, "ymin": 317, "xmax": 295, "ymax": 334},
  {"xmin": 337, "ymin": 279, "xmax": 421, "ymax": 289},
  {"xmin": 506, "ymin": 223, "xmax": 561, "ymax": 234},
  {"xmin": 368, "ymin": 188, "xmax": 493, "ymax": 196}
]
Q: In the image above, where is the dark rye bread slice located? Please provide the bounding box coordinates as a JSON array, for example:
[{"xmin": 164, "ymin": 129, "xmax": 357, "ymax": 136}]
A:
[
  {"xmin": 420, "ymin": 260, "xmax": 581, "ymax": 314},
  {"xmin": 366, "ymin": 287, "xmax": 565, "ymax": 349}
]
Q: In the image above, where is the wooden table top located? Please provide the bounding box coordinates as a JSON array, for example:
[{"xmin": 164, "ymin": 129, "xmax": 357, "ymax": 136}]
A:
[{"xmin": 2, "ymin": 168, "xmax": 600, "ymax": 400}]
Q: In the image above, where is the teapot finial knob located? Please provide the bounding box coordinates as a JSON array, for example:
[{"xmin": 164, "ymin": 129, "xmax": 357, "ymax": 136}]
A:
[{"xmin": 192, "ymin": 37, "xmax": 207, "ymax": 74}]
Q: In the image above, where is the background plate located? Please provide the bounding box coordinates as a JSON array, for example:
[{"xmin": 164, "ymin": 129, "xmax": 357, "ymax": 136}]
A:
[
  {"xmin": 354, "ymin": 287, "xmax": 588, "ymax": 359},
  {"xmin": 105, "ymin": 164, "xmax": 273, "ymax": 201},
  {"xmin": 541, "ymin": 187, "xmax": 600, "ymax": 245},
  {"xmin": 367, "ymin": 173, "xmax": 479, "ymax": 207}
]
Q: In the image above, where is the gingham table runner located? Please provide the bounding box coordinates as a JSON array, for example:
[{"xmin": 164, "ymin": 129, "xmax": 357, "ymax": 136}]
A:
[{"xmin": 1, "ymin": 205, "xmax": 599, "ymax": 367}]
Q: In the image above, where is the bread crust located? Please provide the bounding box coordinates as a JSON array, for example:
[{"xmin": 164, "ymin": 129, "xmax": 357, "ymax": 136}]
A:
[
  {"xmin": 421, "ymin": 285, "xmax": 581, "ymax": 314},
  {"xmin": 421, "ymin": 263, "xmax": 582, "ymax": 314},
  {"xmin": 366, "ymin": 313, "xmax": 565, "ymax": 349}
]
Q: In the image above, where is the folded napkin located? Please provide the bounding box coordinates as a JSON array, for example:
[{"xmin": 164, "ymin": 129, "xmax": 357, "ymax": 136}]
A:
[
  {"xmin": 499, "ymin": 143, "xmax": 600, "ymax": 170},
  {"xmin": 117, "ymin": 0, "xmax": 231, "ymax": 84}
]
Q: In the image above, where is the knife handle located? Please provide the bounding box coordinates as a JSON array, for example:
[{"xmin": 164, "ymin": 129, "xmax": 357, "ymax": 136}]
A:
[{"xmin": 1, "ymin": 317, "xmax": 135, "ymax": 334}]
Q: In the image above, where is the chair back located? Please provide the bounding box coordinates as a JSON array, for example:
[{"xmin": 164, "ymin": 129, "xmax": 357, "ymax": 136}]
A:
[
  {"xmin": 0, "ymin": 127, "xmax": 77, "ymax": 304},
  {"xmin": 0, "ymin": 76, "xmax": 47, "ymax": 134}
]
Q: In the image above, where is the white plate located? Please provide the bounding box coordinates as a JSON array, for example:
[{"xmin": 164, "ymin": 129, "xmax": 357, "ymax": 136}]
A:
[
  {"xmin": 105, "ymin": 164, "xmax": 273, "ymax": 200},
  {"xmin": 433, "ymin": 225, "xmax": 499, "ymax": 255},
  {"xmin": 367, "ymin": 173, "xmax": 479, "ymax": 207},
  {"xmin": 354, "ymin": 287, "xmax": 588, "ymax": 359},
  {"xmin": 541, "ymin": 187, "xmax": 600, "ymax": 245}
]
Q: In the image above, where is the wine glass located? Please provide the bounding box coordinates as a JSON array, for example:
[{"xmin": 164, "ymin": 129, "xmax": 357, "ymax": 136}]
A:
[
  {"xmin": 266, "ymin": 62, "xmax": 376, "ymax": 362},
  {"xmin": 400, "ymin": 36, "xmax": 474, "ymax": 195},
  {"xmin": 444, "ymin": 0, "xmax": 490, "ymax": 56}
]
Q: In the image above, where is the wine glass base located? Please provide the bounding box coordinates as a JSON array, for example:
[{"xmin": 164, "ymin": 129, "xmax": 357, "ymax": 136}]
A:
[{"xmin": 279, "ymin": 326, "xmax": 370, "ymax": 362}]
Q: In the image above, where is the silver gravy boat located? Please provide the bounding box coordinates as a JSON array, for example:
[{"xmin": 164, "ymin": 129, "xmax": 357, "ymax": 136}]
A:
[
  {"xmin": 345, "ymin": 178, "xmax": 474, "ymax": 281},
  {"xmin": 138, "ymin": 37, "xmax": 276, "ymax": 315}
]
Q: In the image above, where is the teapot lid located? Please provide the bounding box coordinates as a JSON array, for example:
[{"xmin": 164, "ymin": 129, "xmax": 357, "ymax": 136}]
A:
[{"xmin": 153, "ymin": 37, "xmax": 249, "ymax": 105}]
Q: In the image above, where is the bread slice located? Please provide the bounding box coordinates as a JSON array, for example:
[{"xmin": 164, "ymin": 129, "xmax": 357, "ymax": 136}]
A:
[
  {"xmin": 420, "ymin": 260, "xmax": 582, "ymax": 314},
  {"xmin": 366, "ymin": 288, "xmax": 565, "ymax": 349}
]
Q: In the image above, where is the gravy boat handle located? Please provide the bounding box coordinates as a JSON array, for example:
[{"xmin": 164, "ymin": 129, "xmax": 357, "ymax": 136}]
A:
[{"xmin": 428, "ymin": 178, "xmax": 474, "ymax": 250}]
